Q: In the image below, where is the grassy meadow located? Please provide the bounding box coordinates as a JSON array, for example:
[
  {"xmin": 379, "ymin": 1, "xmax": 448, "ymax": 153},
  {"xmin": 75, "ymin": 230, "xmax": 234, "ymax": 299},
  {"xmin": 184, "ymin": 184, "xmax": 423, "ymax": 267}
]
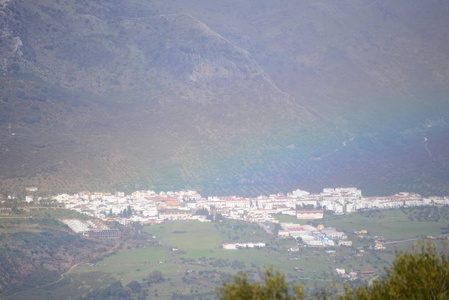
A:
[
  {"xmin": 10, "ymin": 207, "xmax": 449, "ymax": 299},
  {"xmin": 66, "ymin": 220, "xmax": 339, "ymax": 298},
  {"xmin": 325, "ymin": 207, "xmax": 448, "ymax": 239}
]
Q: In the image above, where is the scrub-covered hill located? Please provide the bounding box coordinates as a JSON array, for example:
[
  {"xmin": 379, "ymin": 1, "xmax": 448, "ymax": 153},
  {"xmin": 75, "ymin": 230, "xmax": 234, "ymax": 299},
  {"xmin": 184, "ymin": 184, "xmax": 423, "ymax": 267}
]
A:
[{"xmin": 0, "ymin": 0, "xmax": 448, "ymax": 196}]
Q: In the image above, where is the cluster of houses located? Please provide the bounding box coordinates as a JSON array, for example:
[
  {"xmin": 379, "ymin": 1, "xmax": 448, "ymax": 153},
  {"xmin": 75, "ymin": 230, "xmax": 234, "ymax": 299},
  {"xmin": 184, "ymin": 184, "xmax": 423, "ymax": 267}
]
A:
[
  {"xmin": 279, "ymin": 223, "xmax": 352, "ymax": 247},
  {"xmin": 47, "ymin": 187, "xmax": 449, "ymax": 226}
]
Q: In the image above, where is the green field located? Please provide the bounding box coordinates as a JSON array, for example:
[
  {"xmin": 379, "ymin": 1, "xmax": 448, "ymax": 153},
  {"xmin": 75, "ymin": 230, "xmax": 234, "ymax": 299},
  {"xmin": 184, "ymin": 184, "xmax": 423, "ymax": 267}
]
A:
[
  {"xmin": 64, "ymin": 220, "xmax": 344, "ymax": 298},
  {"xmin": 66, "ymin": 218, "xmax": 399, "ymax": 297},
  {"xmin": 325, "ymin": 208, "xmax": 448, "ymax": 239},
  {"xmin": 144, "ymin": 220, "xmax": 272, "ymax": 249},
  {"xmin": 145, "ymin": 221, "xmax": 222, "ymax": 250},
  {"xmin": 11, "ymin": 208, "xmax": 449, "ymax": 299}
]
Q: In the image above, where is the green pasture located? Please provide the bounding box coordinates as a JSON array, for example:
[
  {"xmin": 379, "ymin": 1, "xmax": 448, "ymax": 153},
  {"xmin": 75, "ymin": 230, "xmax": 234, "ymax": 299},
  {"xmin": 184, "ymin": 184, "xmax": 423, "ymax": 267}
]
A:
[
  {"xmin": 144, "ymin": 220, "xmax": 222, "ymax": 250},
  {"xmin": 72, "ymin": 247, "xmax": 172, "ymax": 282},
  {"xmin": 325, "ymin": 209, "xmax": 447, "ymax": 239},
  {"xmin": 274, "ymin": 214, "xmax": 307, "ymax": 225},
  {"xmin": 62, "ymin": 210, "xmax": 448, "ymax": 298},
  {"xmin": 95, "ymin": 247, "xmax": 168, "ymax": 265},
  {"xmin": 70, "ymin": 220, "xmax": 336, "ymax": 287},
  {"xmin": 144, "ymin": 220, "xmax": 273, "ymax": 251}
]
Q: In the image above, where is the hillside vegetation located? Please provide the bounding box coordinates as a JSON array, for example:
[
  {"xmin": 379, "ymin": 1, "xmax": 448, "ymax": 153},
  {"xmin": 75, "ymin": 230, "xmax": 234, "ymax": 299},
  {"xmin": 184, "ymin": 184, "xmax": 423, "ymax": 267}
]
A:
[
  {"xmin": 0, "ymin": 210, "xmax": 99, "ymax": 295},
  {"xmin": 0, "ymin": 0, "xmax": 449, "ymax": 196},
  {"xmin": 0, "ymin": 207, "xmax": 157, "ymax": 297}
]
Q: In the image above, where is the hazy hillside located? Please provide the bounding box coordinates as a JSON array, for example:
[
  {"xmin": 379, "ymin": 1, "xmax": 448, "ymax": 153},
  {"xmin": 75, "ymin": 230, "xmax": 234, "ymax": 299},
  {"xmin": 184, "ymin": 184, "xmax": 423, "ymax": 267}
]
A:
[
  {"xmin": 1, "ymin": 0, "xmax": 448, "ymax": 196},
  {"xmin": 0, "ymin": 212, "xmax": 106, "ymax": 295}
]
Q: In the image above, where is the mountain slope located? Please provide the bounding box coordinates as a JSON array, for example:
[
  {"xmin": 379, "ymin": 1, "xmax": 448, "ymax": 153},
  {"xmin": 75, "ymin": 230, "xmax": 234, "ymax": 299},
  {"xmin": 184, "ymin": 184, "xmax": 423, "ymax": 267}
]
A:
[
  {"xmin": 1, "ymin": 0, "xmax": 449, "ymax": 196},
  {"xmin": 0, "ymin": 0, "xmax": 311, "ymax": 196}
]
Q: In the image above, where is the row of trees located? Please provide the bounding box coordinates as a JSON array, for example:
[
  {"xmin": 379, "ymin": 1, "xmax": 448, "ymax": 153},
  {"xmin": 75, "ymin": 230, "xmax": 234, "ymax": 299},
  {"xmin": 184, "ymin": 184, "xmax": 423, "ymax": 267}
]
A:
[{"xmin": 217, "ymin": 241, "xmax": 449, "ymax": 299}]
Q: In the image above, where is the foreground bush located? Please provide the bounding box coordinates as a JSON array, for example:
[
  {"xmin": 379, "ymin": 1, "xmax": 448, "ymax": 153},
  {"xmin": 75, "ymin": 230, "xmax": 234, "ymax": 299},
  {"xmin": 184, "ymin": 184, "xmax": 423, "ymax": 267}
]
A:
[
  {"xmin": 217, "ymin": 241, "xmax": 449, "ymax": 299},
  {"xmin": 353, "ymin": 241, "xmax": 449, "ymax": 300}
]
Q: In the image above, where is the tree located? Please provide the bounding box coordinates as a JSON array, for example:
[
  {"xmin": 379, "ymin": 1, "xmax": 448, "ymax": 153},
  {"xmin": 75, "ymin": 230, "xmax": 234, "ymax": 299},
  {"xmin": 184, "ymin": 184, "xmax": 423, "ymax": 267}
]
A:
[
  {"xmin": 126, "ymin": 280, "xmax": 142, "ymax": 294},
  {"xmin": 352, "ymin": 241, "xmax": 449, "ymax": 300},
  {"xmin": 195, "ymin": 208, "xmax": 210, "ymax": 216},
  {"xmin": 145, "ymin": 270, "xmax": 165, "ymax": 285},
  {"xmin": 217, "ymin": 267, "xmax": 304, "ymax": 300},
  {"xmin": 217, "ymin": 241, "xmax": 449, "ymax": 300},
  {"xmin": 84, "ymin": 281, "xmax": 130, "ymax": 299}
]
